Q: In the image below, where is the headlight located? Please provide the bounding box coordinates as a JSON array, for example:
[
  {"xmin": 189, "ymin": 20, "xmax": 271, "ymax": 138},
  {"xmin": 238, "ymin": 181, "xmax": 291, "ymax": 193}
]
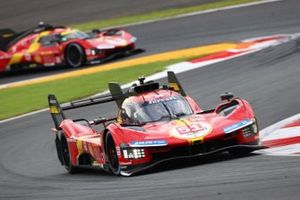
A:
[
  {"xmin": 251, "ymin": 120, "xmax": 258, "ymax": 134},
  {"xmin": 122, "ymin": 148, "xmax": 145, "ymax": 159},
  {"xmin": 97, "ymin": 44, "xmax": 115, "ymax": 49},
  {"xmin": 130, "ymin": 37, "xmax": 137, "ymax": 43},
  {"xmin": 242, "ymin": 120, "xmax": 258, "ymax": 138},
  {"xmin": 89, "ymin": 49, "xmax": 103, "ymax": 55}
]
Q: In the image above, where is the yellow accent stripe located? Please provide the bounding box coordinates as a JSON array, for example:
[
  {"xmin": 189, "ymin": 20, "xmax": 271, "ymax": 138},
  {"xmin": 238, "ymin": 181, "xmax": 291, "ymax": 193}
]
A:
[
  {"xmin": 49, "ymin": 105, "xmax": 59, "ymax": 114},
  {"xmin": 76, "ymin": 140, "xmax": 84, "ymax": 154},
  {"xmin": 8, "ymin": 53, "xmax": 23, "ymax": 65},
  {"xmin": 188, "ymin": 137, "xmax": 204, "ymax": 145},
  {"xmin": 28, "ymin": 31, "xmax": 49, "ymax": 53},
  {"xmin": 8, "ymin": 31, "xmax": 50, "ymax": 66},
  {"xmin": 2, "ymin": 43, "xmax": 237, "ymax": 89},
  {"xmin": 169, "ymin": 83, "xmax": 180, "ymax": 91}
]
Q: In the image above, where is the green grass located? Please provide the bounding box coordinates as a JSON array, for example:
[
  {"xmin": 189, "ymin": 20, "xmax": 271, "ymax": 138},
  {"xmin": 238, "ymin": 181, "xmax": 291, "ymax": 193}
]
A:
[
  {"xmin": 72, "ymin": 0, "xmax": 259, "ymax": 30},
  {"xmin": 0, "ymin": 59, "xmax": 185, "ymax": 120}
]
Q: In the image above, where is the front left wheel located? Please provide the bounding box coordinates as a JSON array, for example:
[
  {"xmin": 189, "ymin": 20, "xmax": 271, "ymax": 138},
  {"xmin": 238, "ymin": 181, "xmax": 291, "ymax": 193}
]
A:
[
  {"xmin": 105, "ymin": 133, "xmax": 121, "ymax": 175},
  {"xmin": 64, "ymin": 43, "xmax": 86, "ymax": 68}
]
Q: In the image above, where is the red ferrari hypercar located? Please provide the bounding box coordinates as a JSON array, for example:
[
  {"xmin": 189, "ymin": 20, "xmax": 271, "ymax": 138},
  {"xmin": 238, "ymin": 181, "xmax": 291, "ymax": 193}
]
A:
[
  {"xmin": 0, "ymin": 22, "xmax": 137, "ymax": 71},
  {"xmin": 48, "ymin": 71, "xmax": 262, "ymax": 176}
]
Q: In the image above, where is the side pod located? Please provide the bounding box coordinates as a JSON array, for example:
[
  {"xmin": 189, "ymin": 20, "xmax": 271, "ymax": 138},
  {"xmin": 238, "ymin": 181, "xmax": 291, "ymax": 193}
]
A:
[{"xmin": 48, "ymin": 94, "xmax": 66, "ymax": 130}]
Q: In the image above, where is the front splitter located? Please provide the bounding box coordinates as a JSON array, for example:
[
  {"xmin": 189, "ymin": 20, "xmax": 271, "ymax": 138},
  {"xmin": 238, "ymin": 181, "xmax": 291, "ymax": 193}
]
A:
[{"xmin": 120, "ymin": 144, "xmax": 266, "ymax": 176}]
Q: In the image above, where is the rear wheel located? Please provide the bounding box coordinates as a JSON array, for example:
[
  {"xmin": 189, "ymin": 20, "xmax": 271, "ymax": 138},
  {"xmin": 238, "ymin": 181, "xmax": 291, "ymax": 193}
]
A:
[
  {"xmin": 60, "ymin": 133, "xmax": 78, "ymax": 174},
  {"xmin": 64, "ymin": 43, "xmax": 85, "ymax": 68},
  {"xmin": 105, "ymin": 133, "xmax": 120, "ymax": 175},
  {"xmin": 55, "ymin": 135, "xmax": 63, "ymax": 165}
]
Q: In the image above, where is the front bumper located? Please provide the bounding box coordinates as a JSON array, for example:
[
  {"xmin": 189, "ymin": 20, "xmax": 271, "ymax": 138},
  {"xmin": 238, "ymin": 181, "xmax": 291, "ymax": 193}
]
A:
[
  {"xmin": 119, "ymin": 143, "xmax": 265, "ymax": 176},
  {"xmin": 86, "ymin": 43, "xmax": 136, "ymax": 64}
]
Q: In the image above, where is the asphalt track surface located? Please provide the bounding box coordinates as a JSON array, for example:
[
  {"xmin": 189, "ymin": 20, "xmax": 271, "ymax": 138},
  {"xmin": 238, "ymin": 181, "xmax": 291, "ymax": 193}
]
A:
[
  {"xmin": 0, "ymin": 0, "xmax": 216, "ymax": 31},
  {"xmin": 1, "ymin": 0, "xmax": 300, "ymax": 199}
]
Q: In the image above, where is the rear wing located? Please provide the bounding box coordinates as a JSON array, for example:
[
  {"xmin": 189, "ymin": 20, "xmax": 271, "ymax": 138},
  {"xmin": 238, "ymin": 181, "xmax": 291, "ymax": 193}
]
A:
[
  {"xmin": 167, "ymin": 71, "xmax": 186, "ymax": 96},
  {"xmin": 48, "ymin": 83, "xmax": 125, "ymax": 129},
  {"xmin": 0, "ymin": 29, "xmax": 17, "ymax": 51},
  {"xmin": 48, "ymin": 94, "xmax": 66, "ymax": 130}
]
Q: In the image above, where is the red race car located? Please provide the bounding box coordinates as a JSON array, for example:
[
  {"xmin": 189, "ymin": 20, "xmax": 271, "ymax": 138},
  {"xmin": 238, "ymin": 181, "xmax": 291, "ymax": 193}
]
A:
[
  {"xmin": 0, "ymin": 22, "xmax": 137, "ymax": 71},
  {"xmin": 48, "ymin": 71, "xmax": 262, "ymax": 176}
]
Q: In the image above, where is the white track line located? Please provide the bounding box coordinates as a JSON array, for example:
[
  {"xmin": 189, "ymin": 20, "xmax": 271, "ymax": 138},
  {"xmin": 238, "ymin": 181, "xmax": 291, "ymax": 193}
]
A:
[
  {"xmin": 256, "ymin": 113, "xmax": 300, "ymax": 156},
  {"xmin": 260, "ymin": 113, "xmax": 300, "ymax": 139},
  {"xmin": 262, "ymin": 127, "xmax": 300, "ymax": 141},
  {"xmin": 106, "ymin": 0, "xmax": 282, "ymax": 29},
  {"xmin": 258, "ymin": 143, "xmax": 300, "ymax": 156}
]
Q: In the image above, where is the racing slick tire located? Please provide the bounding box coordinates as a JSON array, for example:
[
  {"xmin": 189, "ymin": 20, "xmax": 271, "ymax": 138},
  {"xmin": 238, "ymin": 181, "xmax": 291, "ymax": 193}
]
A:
[
  {"xmin": 105, "ymin": 133, "xmax": 121, "ymax": 175},
  {"xmin": 58, "ymin": 132, "xmax": 79, "ymax": 174},
  {"xmin": 55, "ymin": 135, "xmax": 64, "ymax": 165},
  {"xmin": 64, "ymin": 43, "xmax": 86, "ymax": 68}
]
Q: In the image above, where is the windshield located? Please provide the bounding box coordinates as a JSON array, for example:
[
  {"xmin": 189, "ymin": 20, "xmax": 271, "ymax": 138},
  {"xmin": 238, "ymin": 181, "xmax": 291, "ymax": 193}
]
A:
[
  {"xmin": 60, "ymin": 30, "xmax": 90, "ymax": 41},
  {"xmin": 120, "ymin": 95, "xmax": 193, "ymax": 125}
]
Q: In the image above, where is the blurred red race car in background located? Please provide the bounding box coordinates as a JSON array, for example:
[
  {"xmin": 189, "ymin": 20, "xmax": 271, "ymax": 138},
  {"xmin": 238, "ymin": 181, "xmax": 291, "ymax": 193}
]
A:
[{"xmin": 0, "ymin": 22, "xmax": 137, "ymax": 71}]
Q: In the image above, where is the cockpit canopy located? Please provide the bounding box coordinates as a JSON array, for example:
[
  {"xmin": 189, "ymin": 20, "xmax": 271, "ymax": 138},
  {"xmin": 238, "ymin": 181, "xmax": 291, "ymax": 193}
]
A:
[
  {"xmin": 119, "ymin": 94, "xmax": 193, "ymax": 125},
  {"xmin": 38, "ymin": 29, "xmax": 90, "ymax": 46}
]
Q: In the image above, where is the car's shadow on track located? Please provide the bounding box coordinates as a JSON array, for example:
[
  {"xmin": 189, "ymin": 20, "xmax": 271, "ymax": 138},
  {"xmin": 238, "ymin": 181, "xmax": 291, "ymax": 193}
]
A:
[
  {"xmin": 65, "ymin": 152, "xmax": 260, "ymax": 178},
  {"xmin": 134, "ymin": 152, "xmax": 260, "ymax": 177}
]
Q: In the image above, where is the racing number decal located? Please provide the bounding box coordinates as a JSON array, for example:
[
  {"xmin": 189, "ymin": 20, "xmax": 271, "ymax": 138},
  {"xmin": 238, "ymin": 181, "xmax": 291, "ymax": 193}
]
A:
[
  {"xmin": 171, "ymin": 121, "xmax": 212, "ymax": 140},
  {"xmin": 176, "ymin": 124, "xmax": 204, "ymax": 134}
]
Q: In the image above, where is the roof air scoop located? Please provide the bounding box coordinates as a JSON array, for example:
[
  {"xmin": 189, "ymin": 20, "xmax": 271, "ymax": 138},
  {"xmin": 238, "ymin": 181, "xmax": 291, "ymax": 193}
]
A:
[
  {"xmin": 220, "ymin": 92, "xmax": 234, "ymax": 102},
  {"xmin": 138, "ymin": 76, "xmax": 146, "ymax": 85},
  {"xmin": 128, "ymin": 76, "xmax": 159, "ymax": 94}
]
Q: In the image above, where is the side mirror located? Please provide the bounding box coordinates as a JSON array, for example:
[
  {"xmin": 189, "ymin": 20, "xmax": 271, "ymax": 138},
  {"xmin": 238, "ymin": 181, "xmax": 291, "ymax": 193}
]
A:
[
  {"xmin": 220, "ymin": 92, "xmax": 234, "ymax": 101},
  {"xmin": 92, "ymin": 117, "xmax": 107, "ymax": 125}
]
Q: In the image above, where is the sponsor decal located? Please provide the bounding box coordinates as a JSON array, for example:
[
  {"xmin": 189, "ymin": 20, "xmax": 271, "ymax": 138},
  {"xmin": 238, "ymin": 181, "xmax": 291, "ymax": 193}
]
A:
[
  {"xmin": 49, "ymin": 99, "xmax": 57, "ymax": 104},
  {"xmin": 148, "ymin": 96, "xmax": 176, "ymax": 104},
  {"xmin": 129, "ymin": 140, "xmax": 168, "ymax": 147},
  {"xmin": 116, "ymin": 146, "xmax": 121, "ymax": 156},
  {"xmin": 223, "ymin": 119, "xmax": 252, "ymax": 133},
  {"xmin": 49, "ymin": 105, "xmax": 59, "ymax": 114},
  {"xmin": 169, "ymin": 83, "xmax": 180, "ymax": 91}
]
